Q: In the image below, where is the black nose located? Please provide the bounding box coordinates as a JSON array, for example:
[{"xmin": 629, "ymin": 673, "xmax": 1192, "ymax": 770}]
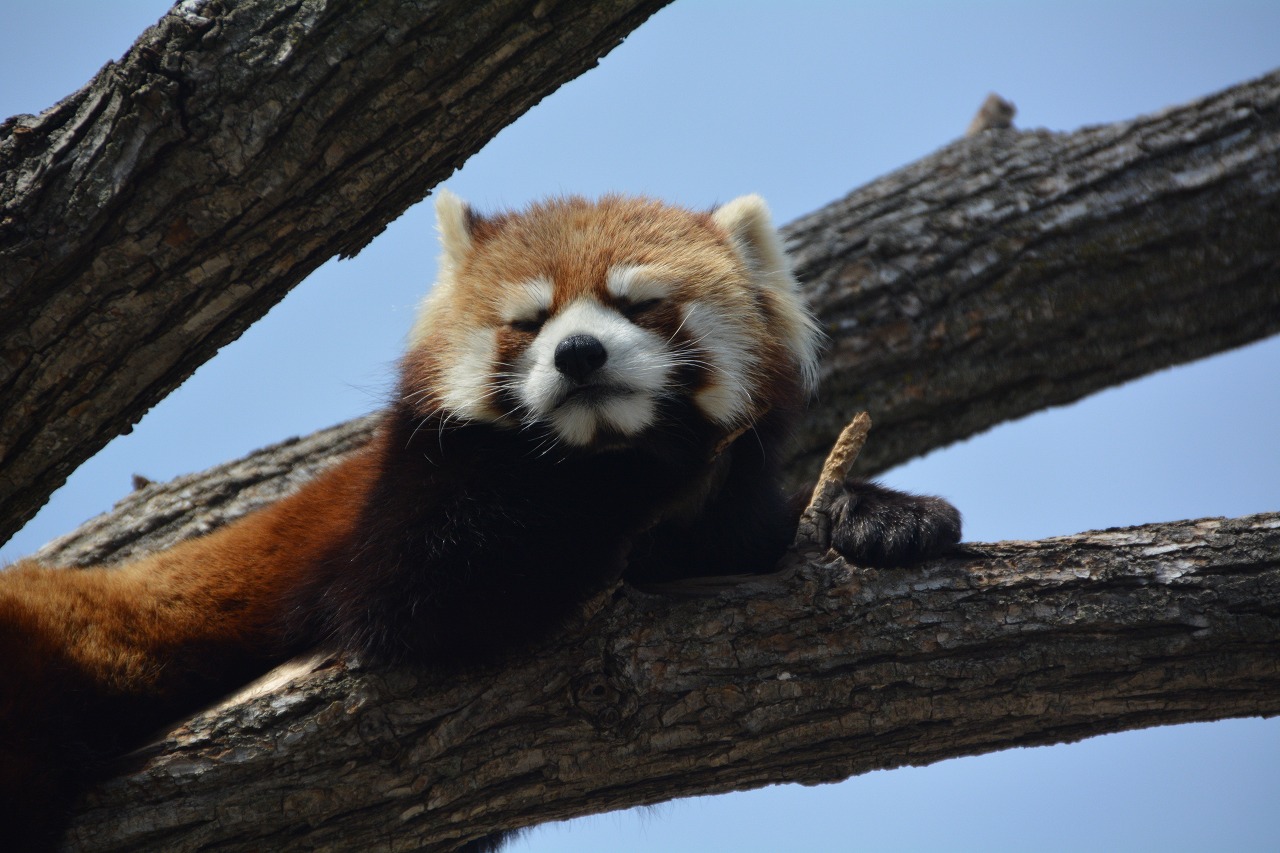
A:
[{"xmin": 554, "ymin": 334, "xmax": 608, "ymax": 383}]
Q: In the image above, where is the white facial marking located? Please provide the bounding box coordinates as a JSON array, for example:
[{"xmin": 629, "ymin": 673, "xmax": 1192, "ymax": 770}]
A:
[
  {"xmin": 438, "ymin": 327, "xmax": 503, "ymax": 422},
  {"xmin": 682, "ymin": 299, "xmax": 756, "ymax": 426},
  {"xmin": 500, "ymin": 277, "xmax": 554, "ymax": 325},
  {"xmin": 520, "ymin": 298, "xmax": 673, "ymax": 445},
  {"xmin": 598, "ymin": 392, "xmax": 658, "ymax": 436},
  {"xmin": 606, "ymin": 264, "xmax": 673, "ymax": 304}
]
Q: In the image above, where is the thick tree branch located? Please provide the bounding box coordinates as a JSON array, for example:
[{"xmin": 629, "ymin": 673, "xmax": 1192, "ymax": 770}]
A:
[
  {"xmin": 784, "ymin": 67, "xmax": 1280, "ymax": 484},
  {"xmin": 0, "ymin": 0, "xmax": 672, "ymax": 544},
  {"xmin": 54, "ymin": 511, "xmax": 1280, "ymax": 851}
]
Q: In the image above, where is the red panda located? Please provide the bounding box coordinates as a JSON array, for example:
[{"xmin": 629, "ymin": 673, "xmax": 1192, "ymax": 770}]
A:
[{"xmin": 0, "ymin": 192, "xmax": 960, "ymax": 848}]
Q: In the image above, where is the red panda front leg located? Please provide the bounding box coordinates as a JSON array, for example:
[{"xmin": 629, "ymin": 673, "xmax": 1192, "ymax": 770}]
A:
[
  {"xmin": 625, "ymin": 418, "xmax": 961, "ymax": 585},
  {"xmin": 624, "ymin": 421, "xmax": 797, "ymax": 585},
  {"xmin": 824, "ymin": 477, "xmax": 962, "ymax": 568},
  {"xmin": 625, "ymin": 473, "xmax": 961, "ymax": 587}
]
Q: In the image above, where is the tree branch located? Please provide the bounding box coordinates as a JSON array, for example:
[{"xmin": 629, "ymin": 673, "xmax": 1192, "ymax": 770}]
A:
[
  {"xmin": 0, "ymin": 0, "xmax": 672, "ymax": 545},
  {"xmin": 57, "ymin": 511, "xmax": 1280, "ymax": 851},
  {"xmin": 784, "ymin": 67, "xmax": 1280, "ymax": 484}
]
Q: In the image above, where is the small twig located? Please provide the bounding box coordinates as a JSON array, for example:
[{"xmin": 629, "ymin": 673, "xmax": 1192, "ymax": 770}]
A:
[{"xmin": 793, "ymin": 412, "xmax": 872, "ymax": 549}]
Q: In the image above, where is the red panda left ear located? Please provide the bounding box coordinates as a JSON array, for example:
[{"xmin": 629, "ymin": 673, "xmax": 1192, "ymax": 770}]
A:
[
  {"xmin": 711, "ymin": 194, "xmax": 790, "ymax": 278},
  {"xmin": 713, "ymin": 194, "xmax": 824, "ymax": 395},
  {"xmin": 434, "ymin": 188, "xmax": 475, "ymax": 273}
]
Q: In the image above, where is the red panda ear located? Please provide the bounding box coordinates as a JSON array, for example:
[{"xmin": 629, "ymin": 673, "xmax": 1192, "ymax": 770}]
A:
[
  {"xmin": 713, "ymin": 194, "xmax": 824, "ymax": 396},
  {"xmin": 408, "ymin": 190, "xmax": 478, "ymax": 351},
  {"xmin": 434, "ymin": 188, "xmax": 475, "ymax": 273},
  {"xmin": 711, "ymin": 194, "xmax": 790, "ymax": 277}
]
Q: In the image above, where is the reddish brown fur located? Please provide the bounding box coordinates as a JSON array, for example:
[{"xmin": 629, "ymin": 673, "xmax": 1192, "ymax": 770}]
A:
[
  {"xmin": 0, "ymin": 195, "xmax": 959, "ymax": 852},
  {"xmin": 0, "ymin": 440, "xmax": 383, "ymax": 844},
  {"xmin": 3, "ymin": 195, "xmax": 789, "ymax": 843}
]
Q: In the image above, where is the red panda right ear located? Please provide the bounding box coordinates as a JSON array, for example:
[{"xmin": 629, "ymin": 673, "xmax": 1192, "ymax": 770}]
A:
[
  {"xmin": 408, "ymin": 190, "xmax": 477, "ymax": 351},
  {"xmin": 434, "ymin": 188, "xmax": 474, "ymax": 273}
]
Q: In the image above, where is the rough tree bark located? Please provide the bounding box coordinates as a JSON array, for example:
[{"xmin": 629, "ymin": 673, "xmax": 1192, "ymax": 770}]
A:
[
  {"xmin": 3, "ymin": 7, "xmax": 1277, "ymax": 850},
  {"xmin": 783, "ymin": 67, "xmax": 1280, "ymax": 484},
  {"xmin": 46, "ymin": 506, "xmax": 1280, "ymax": 851},
  {"xmin": 0, "ymin": 0, "xmax": 673, "ymax": 546}
]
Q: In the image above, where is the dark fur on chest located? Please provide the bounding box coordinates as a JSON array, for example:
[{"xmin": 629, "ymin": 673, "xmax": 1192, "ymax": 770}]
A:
[{"xmin": 300, "ymin": 399, "xmax": 789, "ymax": 666}]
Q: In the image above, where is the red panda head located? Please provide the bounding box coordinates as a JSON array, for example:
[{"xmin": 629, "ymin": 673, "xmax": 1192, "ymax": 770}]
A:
[{"xmin": 403, "ymin": 192, "xmax": 821, "ymax": 450}]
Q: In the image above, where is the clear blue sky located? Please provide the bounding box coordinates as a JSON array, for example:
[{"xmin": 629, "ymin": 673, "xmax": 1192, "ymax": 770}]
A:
[{"xmin": 2, "ymin": 2, "xmax": 1278, "ymax": 850}]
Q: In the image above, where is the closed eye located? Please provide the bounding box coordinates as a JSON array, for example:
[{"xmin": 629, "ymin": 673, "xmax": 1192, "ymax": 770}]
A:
[
  {"xmin": 509, "ymin": 313, "xmax": 548, "ymax": 334},
  {"xmin": 621, "ymin": 297, "xmax": 663, "ymax": 318}
]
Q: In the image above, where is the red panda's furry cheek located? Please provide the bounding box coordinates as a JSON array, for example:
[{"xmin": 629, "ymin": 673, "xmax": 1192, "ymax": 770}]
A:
[
  {"xmin": 429, "ymin": 327, "xmax": 507, "ymax": 424},
  {"xmin": 678, "ymin": 299, "xmax": 759, "ymax": 427}
]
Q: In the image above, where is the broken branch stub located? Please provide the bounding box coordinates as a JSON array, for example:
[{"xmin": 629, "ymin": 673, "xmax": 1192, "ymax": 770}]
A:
[{"xmin": 794, "ymin": 411, "xmax": 872, "ymax": 550}]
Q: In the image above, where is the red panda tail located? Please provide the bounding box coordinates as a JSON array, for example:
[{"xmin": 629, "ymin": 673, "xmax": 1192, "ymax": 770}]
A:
[{"xmin": 0, "ymin": 434, "xmax": 385, "ymax": 843}]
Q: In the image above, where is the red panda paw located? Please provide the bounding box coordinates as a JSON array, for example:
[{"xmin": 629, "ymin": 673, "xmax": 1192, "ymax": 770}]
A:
[{"xmin": 827, "ymin": 478, "xmax": 962, "ymax": 568}]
